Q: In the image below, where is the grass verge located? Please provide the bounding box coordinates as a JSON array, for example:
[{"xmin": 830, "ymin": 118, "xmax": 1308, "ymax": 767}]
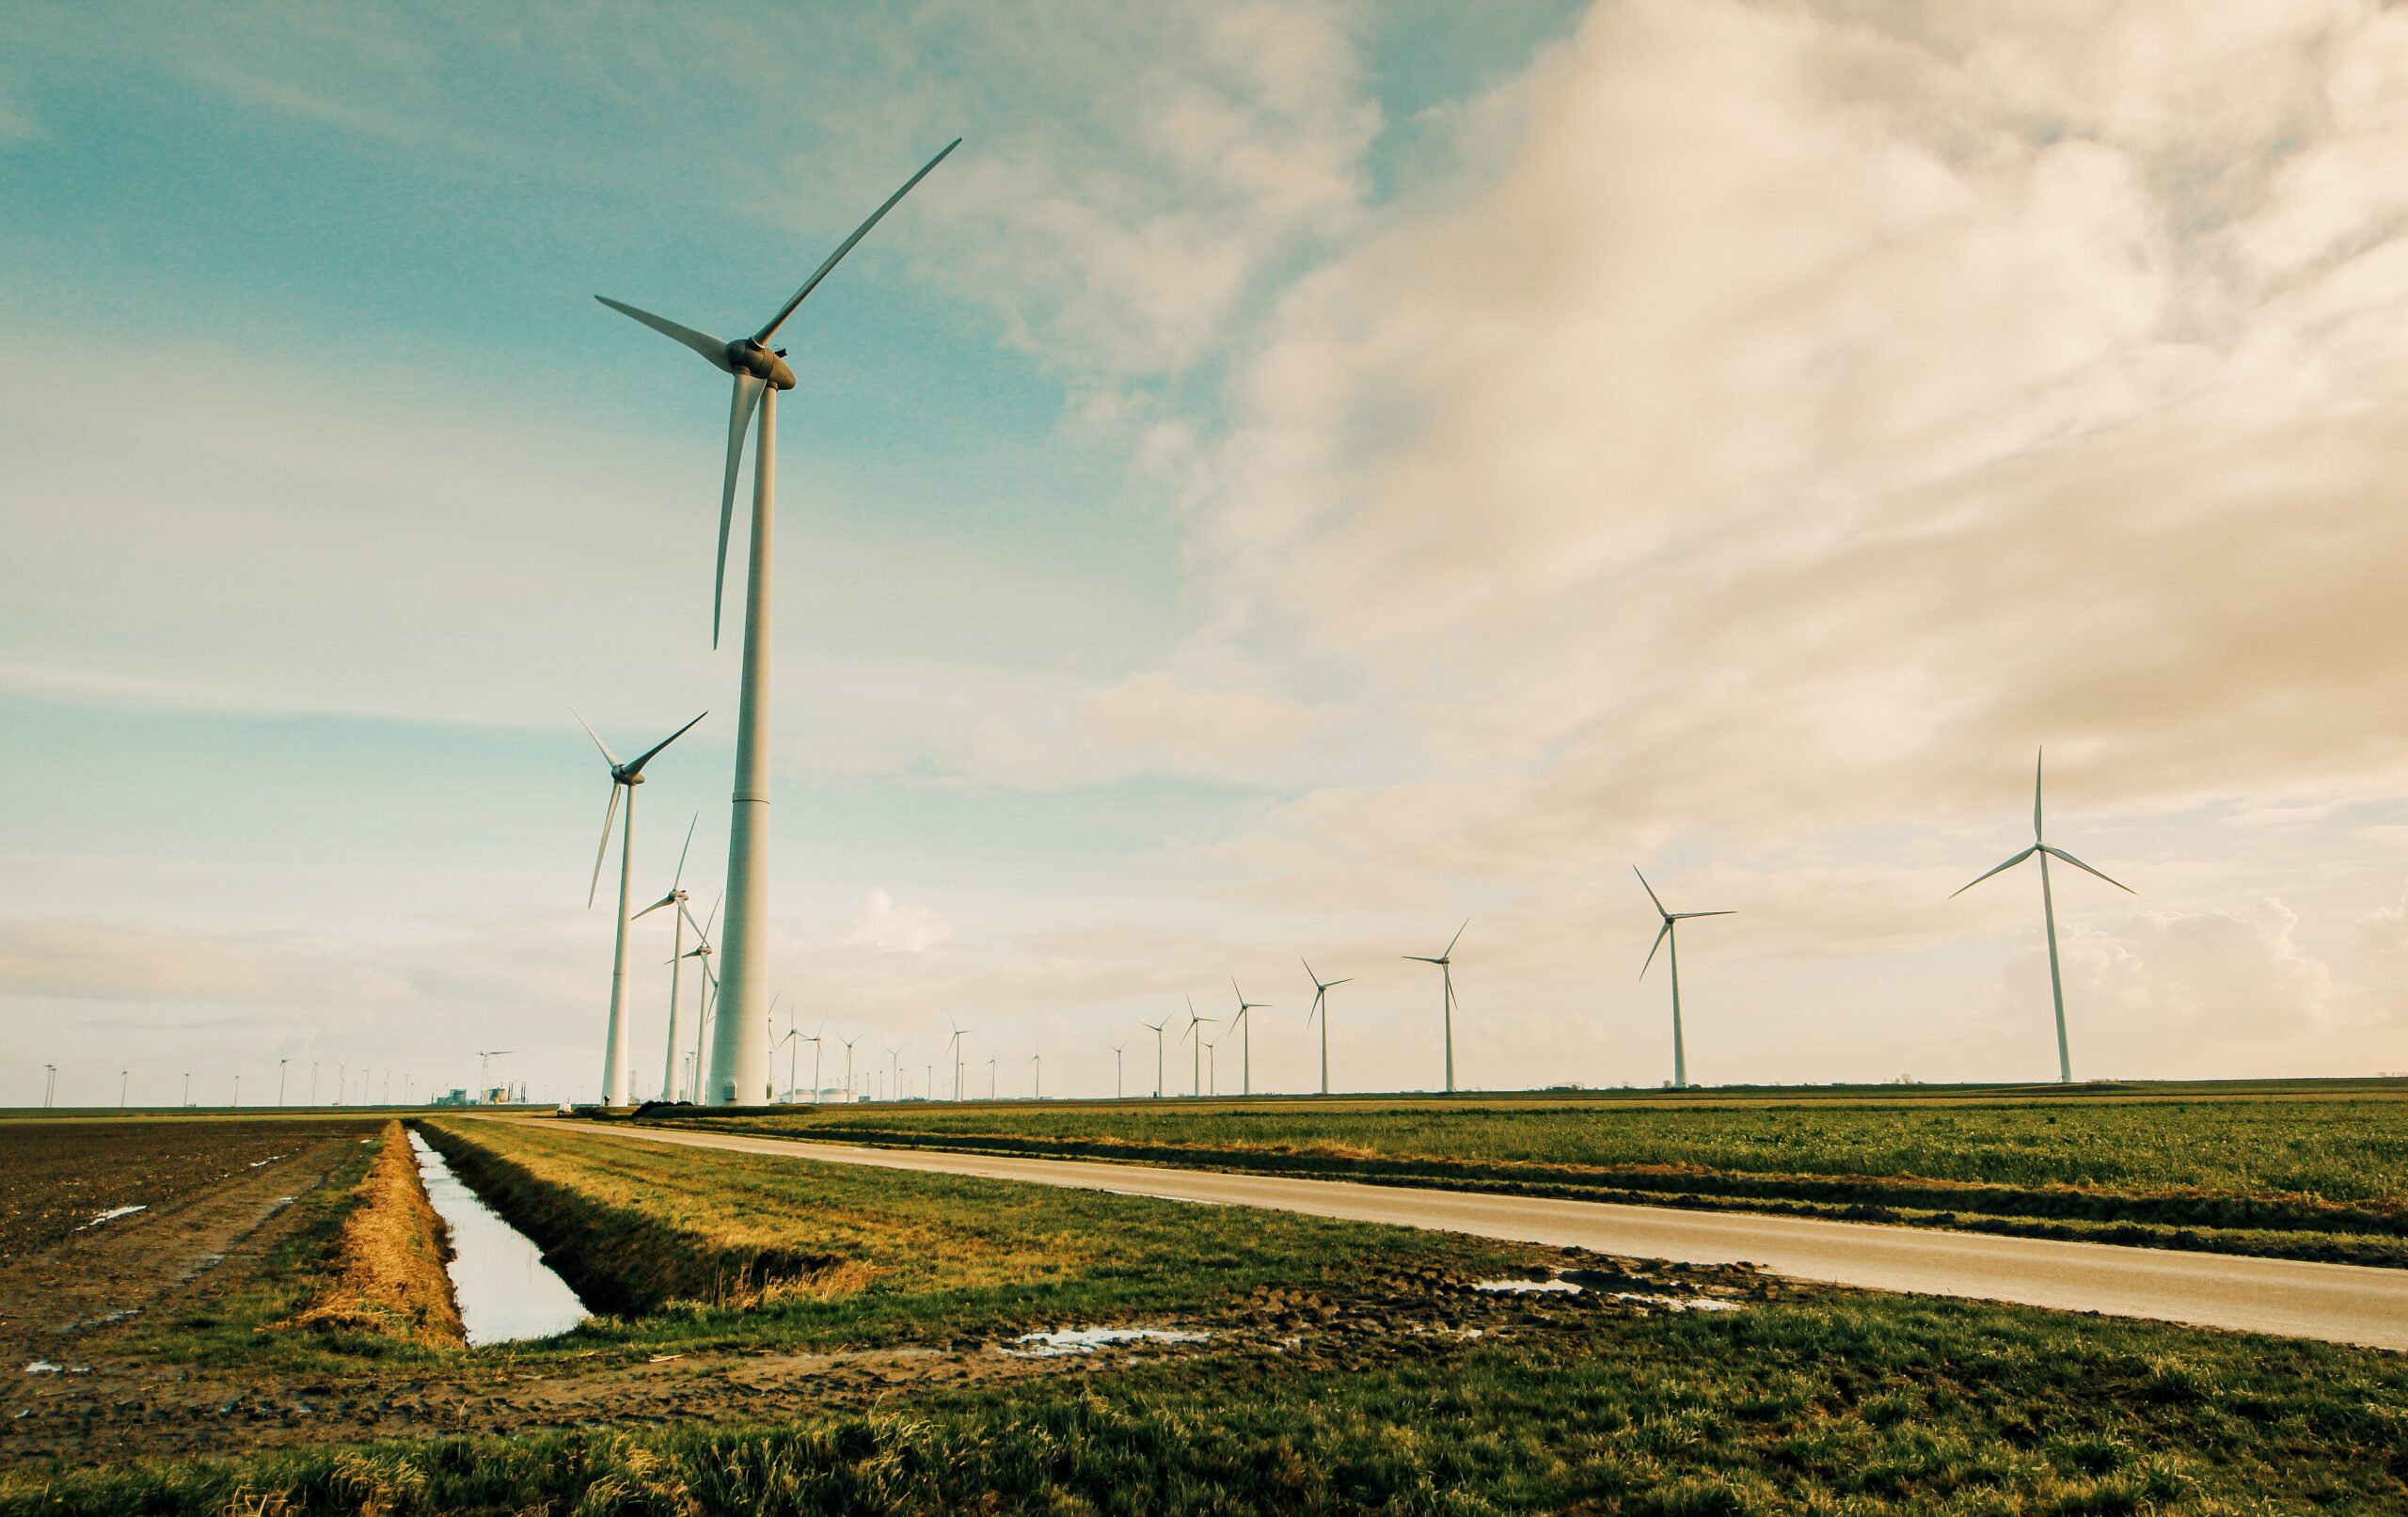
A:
[
  {"xmin": 652, "ymin": 1088, "xmax": 2408, "ymax": 1268},
  {"xmin": 9, "ymin": 1290, "xmax": 2406, "ymax": 1514},
  {"xmin": 278, "ymin": 1122, "xmax": 462, "ymax": 1349}
]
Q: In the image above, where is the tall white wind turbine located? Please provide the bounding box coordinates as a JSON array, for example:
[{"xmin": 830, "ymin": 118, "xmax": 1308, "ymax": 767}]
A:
[
  {"xmin": 1404, "ymin": 922, "xmax": 1467, "ymax": 1094},
  {"xmin": 947, "ymin": 1017, "xmax": 972, "ymax": 1101},
  {"xmin": 1301, "ymin": 959, "xmax": 1350, "ymax": 1097},
  {"xmin": 1953, "ymin": 750, "xmax": 2133, "ymax": 1084},
  {"xmin": 596, "ymin": 140, "xmax": 960, "ymax": 1106},
  {"xmin": 632, "ymin": 814, "xmax": 704, "ymax": 1101},
  {"xmin": 575, "ymin": 709, "xmax": 707, "ymax": 1106},
  {"xmin": 1635, "ymin": 868, "xmax": 1733, "ymax": 1091},
  {"xmin": 1229, "ymin": 979, "xmax": 1269, "ymax": 1096}
]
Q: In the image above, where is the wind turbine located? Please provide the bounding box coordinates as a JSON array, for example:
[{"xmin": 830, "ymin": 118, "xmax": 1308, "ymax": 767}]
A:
[
  {"xmin": 1229, "ymin": 979, "xmax": 1270, "ymax": 1096},
  {"xmin": 1184, "ymin": 996, "xmax": 1218, "ymax": 1098},
  {"xmin": 1030, "ymin": 1051, "xmax": 1041, "ymax": 1099},
  {"xmin": 676, "ymin": 893, "xmax": 723, "ymax": 1098},
  {"xmin": 947, "ymin": 1018, "xmax": 972, "ymax": 1101},
  {"xmin": 1636, "ymin": 868, "xmax": 1733, "ymax": 1091},
  {"xmin": 634, "ymin": 814, "xmax": 704, "ymax": 1102},
  {"xmin": 1404, "ymin": 921, "xmax": 1467, "ymax": 1094},
  {"xmin": 841, "ymin": 1035, "xmax": 858, "ymax": 1102},
  {"xmin": 1954, "ymin": 750, "xmax": 2133, "ymax": 1084},
  {"xmin": 572, "ymin": 708, "xmax": 707, "ymax": 1106},
  {"xmin": 1301, "ymin": 959, "xmax": 1350, "ymax": 1097},
  {"xmin": 596, "ymin": 139, "xmax": 961, "ymax": 1107},
  {"xmin": 1110, "ymin": 1041, "xmax": 1126, "ymax": 1099},
  {"xmin": 1141, "ymin": 1018, "xmax": 1169, "ymax": 1098},
  {"xmin": 886, "ymin": 1046, "xmax": 902, "ymax": 1103}
]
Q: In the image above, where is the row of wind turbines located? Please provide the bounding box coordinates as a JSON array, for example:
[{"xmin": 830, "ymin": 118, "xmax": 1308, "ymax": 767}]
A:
[{"xmin": 555, "ymin": 138, "xmax": 2131, "ymax": 1103}]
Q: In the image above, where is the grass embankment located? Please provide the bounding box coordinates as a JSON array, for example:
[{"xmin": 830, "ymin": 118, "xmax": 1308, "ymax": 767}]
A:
[
  {"xmin": 14, "ymin": 1292, "xmax": 2408, "ymax": 1513},
  {"xmin": 662, "ymin": 1087, "xmax": 2408, "ymax": 1267},
  {"xmin": 279, "ymin": 1122, "xmax": 461, "ymax": 1349},
  {"xmin": 416, "ymin": 1117, "xmax": 1546, "ymax": 1354}
]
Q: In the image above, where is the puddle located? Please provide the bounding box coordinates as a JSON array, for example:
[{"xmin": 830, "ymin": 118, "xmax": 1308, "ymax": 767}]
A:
[
  {"xmin": 24, "ymin": 1362, "xmax": 59, "ymax": 1375},
  {"xmin": 1000, "ymin": 1327, "xmax": 1210, "ymax": 1358},
  {"xmin": 407, "ymin": 1130, "xmax": 589, "ymax": 1346},
  {"xmin": 1613, "ymin": 1292, "xmax": 1745, "ymax": 1313},
  {"xmin": 1474, "ymin": 1278, "xmax": 1583, "ymax": 1295},
  {"xmin": 76, "ymin": 1205, "xmax": 147, "ymax": 1230},
  {"xmin": 247, "ymin": 1154, "xmax": 287, "ymax": 1168}
]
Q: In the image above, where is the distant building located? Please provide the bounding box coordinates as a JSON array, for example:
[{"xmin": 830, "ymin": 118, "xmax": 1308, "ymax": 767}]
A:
[{"xmin": 431, "ymin": 1088, "xmax": 470, "ymax": 1107}]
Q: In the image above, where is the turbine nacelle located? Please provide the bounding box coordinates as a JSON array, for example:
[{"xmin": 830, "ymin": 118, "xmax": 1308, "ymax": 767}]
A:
[{"xmin": 727, "ymin": 339, "xmax": 797, "ymax": 390}]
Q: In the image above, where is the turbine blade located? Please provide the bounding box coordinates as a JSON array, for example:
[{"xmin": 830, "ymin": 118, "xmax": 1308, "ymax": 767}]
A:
[
  {"xmin": 1445, "ymin": 918, "xmax": 1468, "ymax": 957},
  {"xmin": 673, "ymin": 813, "xmax": 697, "ymax": 890},
  {"xmin": 1403, "ymin": 956, "xmax": 1442, "ymax": 964},
  {"xmin": 1633, "ymin": 867, "xmax": 1668, "ymax": 917},
  {"xmin": 1950, "ymin": 846, "xmax": 2037, "ymax": 898},
  {"xmin": 626, "ymin": 709, "xmax": 709, "ymax": 776},
  {"xmin": 1300, "ymin": 956, "xmax": 1319, "ymax": 987},
  {"xmin": 594, "ymin": 296, "xmax": 732, "ymax": 371},
  {"xmin": 701, "ymin": 893, "xmax": 722, "ymax": 937},
  {"xmin": 568, "ymin": 707, "xmax": 622, "ymax": 768},
  {"xmin": 2034, "ymin": 748, "xmax": 2046, "ymax": 840},
  {"xmin": 679, "ymin": 901, "xmax": 709, "ymax": 940},
  {"xmin": 1640, "ymin": 921, "xmax": 1670, "ymax": 979},
  {"xmin": 1672, "ymin": 910, "xmax": 1736, "ymax": 919},
  {"xmin": 1327, "ymin": 978, "xmax": 1352, "ymax": 987},
  {"xmin": 755, "ymin": 138, "xmax": 962, "ymax": 342},
  {"xmin": 587, "ymin": 782, "xmax": 622, "ymax": 909},
  {"xmin": 2040, "ymin": 844, "xmax": 2135, "ymax": 893},
  {"xmin": 633, "ymin": 892, "xmax": 677, "ymax": 920},
  {"xmin": 715, "ymin": 374, "xmax": 767, "ymax": 649}
]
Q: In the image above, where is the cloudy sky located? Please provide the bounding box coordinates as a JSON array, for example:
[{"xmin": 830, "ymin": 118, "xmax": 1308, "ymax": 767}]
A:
[{"xmin": 8, "ymin": 0, "xmax": 2408, "ymax": 1107}]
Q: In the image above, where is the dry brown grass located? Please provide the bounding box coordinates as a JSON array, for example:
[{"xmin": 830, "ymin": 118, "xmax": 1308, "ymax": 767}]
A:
[{"xmin": 280, "ymin": 1120, "xmax": 463, "ymax": 1349}]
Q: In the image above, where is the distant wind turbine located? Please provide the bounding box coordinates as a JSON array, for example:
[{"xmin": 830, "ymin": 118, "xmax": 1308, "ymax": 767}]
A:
[
  {"xmin": 1141, "ymin": 1019, "xmax": 1169, "ymax": 1098},
  {"xmin": 1954, "ymin": 750, "xmax": 2133, "ymax": 1084},
  {"xmin": 1635, "ymin": 868, "xmax": 1733, "ymax": 1091},
  {"xmin": 477, "ymin": 1051, "xmax": 513, "ymax": 1104},
  {"xmin": 947, "ymin": 1018, "xmax": 972, "ymax": 1101},
  {"xmin": 571, "ymin": 708, "xmax": 707, "ymax": 1106},
  {"xmin": 1301, "ymin": 959, "xmax": 1350, "ymax": 1097},
  {"xmin": 1184, "ymin": 995, "xmax": 1218, "ymax": 1098},
  {"xmin": 1404, "ymin": 922, "xmax": 1468, "ymax": 1094},
  {"xmin": 633, "ymin": 814, "xmax": 704, "ymax": 1102},
  {"xmin": 1110, "ymin": 1040, "xmax": 1126, "ymax": 1099},
  {"xmin": 1230, "ymin": 979, "xmax": 1269, "ymax": 1096},
  {"xmin": 596, "ymin": 139, "xmax": 960, "ymax": 1107}
]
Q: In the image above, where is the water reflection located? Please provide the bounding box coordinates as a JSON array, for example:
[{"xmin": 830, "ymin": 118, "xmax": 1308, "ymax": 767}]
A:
[{"xmin": 407, "ymin": 1130, "xmax": 588, "ymax": 1345}]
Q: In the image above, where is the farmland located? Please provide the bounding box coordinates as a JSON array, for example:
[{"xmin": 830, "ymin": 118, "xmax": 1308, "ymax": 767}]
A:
[
  {"xmin": 658, "ymin": 1082, "xmax": 2408, "ymax": 1266},
  {"xmin": 7, "ymin": 1110, "xmax": 2408, "ymax": 1512}
]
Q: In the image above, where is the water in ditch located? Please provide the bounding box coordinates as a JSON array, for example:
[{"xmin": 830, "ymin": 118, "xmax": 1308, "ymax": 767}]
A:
[{"xmin": 407, "ymin": 1130, "xmax": 589, "ymax": 1345}]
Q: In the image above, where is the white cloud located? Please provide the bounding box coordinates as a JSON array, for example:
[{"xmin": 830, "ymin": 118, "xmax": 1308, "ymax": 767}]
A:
[
  {"xmin": 2012, "ymin": 898, "xmax": 2340, "ymax": 1042},
  {"xmin": 843, "ymin": 888, "xmax": 954, "ymax": 954}
]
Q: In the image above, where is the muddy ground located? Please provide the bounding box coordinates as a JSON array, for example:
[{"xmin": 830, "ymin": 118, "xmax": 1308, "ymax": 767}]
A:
[
  {"xmin": 4, "ymin": 1162, "xmax": 1774, "ymax": 1473},
  {"xmin": 0, "ymin": 1118, "xmax": 373, "ymax": 1264}
]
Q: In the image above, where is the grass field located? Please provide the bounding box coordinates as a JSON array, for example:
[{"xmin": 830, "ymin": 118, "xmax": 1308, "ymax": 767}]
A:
[
  {"xmin": 13, "ymin": 1282, "xmax": 2408, "ymax": 1513},
  {"xmin": 654, "ymin": 1082, "xmax": 2408, "ymax": 1266},
  {"xmin": 11, "ymin": 1109, "xmax": 2408, "ymax": 1512}
]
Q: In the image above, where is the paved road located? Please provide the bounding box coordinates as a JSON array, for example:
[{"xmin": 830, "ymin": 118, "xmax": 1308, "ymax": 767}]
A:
[{"xmin": 529, "ymin": 1120, "xmax": 2408, "ymax": 1351}]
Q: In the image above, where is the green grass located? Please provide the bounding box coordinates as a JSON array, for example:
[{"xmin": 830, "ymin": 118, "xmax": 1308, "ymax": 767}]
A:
[
  {"xmin": 413, "ymin": 1117, "xmax": 1550, "ymax": 1357},
  {"xmin": 649, "ymin": 1085, "xmax": 2408, "ymax": 1266},
  {"xmin": 14, "ymin": 1292, "xmax": 2406, "ymax": 1514}
]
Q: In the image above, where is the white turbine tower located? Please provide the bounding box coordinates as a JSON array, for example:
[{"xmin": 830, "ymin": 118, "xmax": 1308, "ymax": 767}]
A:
[
  {"xmin": 1301, "ymin": 959, "xmax": 1350, "ymax": 1097},
  {"xmin": 1404, "ymin": 922, "xmax": 1467, "ymax": 1094},
  {"xmin": 596, "ymin": 140, "xmax": 960, "ymax": 1106},
  {"xmin": 1184, "ymin": 996, "xmax": 1217, "ymax": 1098},
  {"xmin": 1141, "ymin": 1018, "xmax": 1169, "ymax": 1098},
  {"xmin": 633, "ymin": 814, "xmax": 704, "ymax": 1102},
  {"xmin": 1229, "ymin": 979, "xmax": 1269, "ymax": 1096},
  {"xmin": 673, "ymin": 894, "xmax": 721, "ymax": 1099},
  {"xmin": 947, "ymin": 1018, "xmax": 972, "ymax": 1101},
  {"xmin": 573, "ymin": 709, "xmax": 707, "ymax": 1107},
  {"xmin": 1635, "ymin": 868, "xmax": 1733, "ymax": 1091},
  {"xmin": 1110, "ymin": 1040, "xmax": 1126, "ymax": 1099},
  {"xmin": 1954, "ymin": 750, "xmax": 2133, "ymax": 1084}
]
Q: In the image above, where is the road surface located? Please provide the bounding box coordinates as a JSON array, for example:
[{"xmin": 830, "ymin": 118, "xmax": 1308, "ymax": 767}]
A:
[{"xmin": 514, "ymin": 1119, "xmax": 2408, "ymax": 1351}]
